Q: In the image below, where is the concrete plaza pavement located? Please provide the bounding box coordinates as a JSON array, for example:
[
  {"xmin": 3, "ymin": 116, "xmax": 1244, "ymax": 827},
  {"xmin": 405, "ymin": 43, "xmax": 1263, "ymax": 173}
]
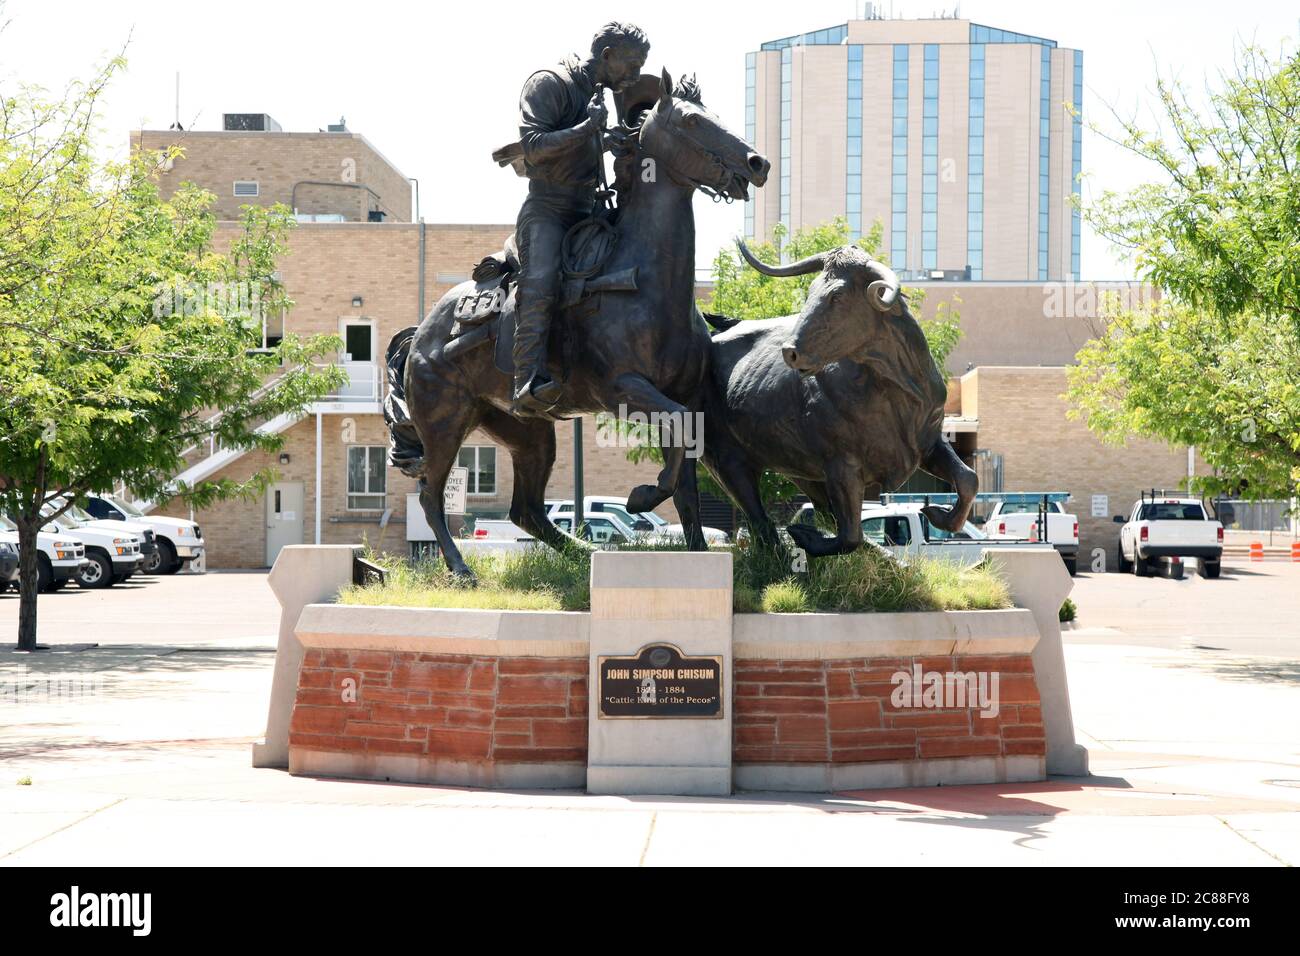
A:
[{"xmin": 1, "ymin": 562, "xmax": 1298, "ymax": 865}]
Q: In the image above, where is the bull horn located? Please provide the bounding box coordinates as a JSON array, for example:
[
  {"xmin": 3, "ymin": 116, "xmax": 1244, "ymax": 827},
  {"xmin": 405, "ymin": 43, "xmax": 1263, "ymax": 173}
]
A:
[
  {"xmin": 736, "ymin": 239, "xmax": 827, "ymax": 278},
  {"xmin": 866, "ymin": 259, "xmax": 900, "ymax": 310}
]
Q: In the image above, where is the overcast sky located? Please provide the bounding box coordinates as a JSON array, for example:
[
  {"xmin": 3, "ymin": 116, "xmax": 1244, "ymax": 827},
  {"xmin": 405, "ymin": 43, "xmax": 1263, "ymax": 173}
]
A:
[{"xmin": 3, "ymin": 0, "xmax": 1297, "ymax": 279}]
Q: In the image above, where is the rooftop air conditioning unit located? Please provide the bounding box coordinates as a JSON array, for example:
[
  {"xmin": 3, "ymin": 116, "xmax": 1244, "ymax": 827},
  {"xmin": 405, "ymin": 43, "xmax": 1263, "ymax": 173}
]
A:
[{"xmin": 223, "ymin": 113, "xmax": 282, "ymax": 132}]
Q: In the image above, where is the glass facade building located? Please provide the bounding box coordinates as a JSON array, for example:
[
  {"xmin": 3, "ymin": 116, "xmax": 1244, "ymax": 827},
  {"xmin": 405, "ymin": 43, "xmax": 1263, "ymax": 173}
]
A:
[{"xmin": 746, "ymin": 17, "xmax": 1082, "ymax": 281}]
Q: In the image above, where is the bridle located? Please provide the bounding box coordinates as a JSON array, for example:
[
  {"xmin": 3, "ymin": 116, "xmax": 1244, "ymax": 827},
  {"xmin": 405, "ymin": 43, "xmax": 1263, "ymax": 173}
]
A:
[{"xmin": 636, "ymin": 107, "xmax": 739, "ymax": 203}]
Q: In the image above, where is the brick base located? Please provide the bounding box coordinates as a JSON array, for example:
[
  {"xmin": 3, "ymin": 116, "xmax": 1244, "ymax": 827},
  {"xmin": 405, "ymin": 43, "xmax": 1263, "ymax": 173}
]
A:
[
  {"xmin": 734, "ymin": 655, "xmax": 1045, "ymax": 766},
  {"xmin": 287, "ymin": 649, "xmax": 1046, "ymax": 791},
  {"xmin": 288, "ymin": 650, "xmax": 589, "ymax": 782}
]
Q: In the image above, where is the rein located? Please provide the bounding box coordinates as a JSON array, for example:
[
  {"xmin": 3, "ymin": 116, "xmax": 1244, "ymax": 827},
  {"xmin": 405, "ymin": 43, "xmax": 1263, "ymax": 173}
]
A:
[{"xmin": 637, "ymin": 111, "xmax": 735, "ymax": 203}]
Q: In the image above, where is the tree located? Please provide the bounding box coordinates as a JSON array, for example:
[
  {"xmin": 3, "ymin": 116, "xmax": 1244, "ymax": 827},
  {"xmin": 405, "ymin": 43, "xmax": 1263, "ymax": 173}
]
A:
[
  {"xmin": 1067, "ymin": 44, "xmax": 1300, "ymax": 502},
  {"xmin": 0, "ymin": 58, "xmax": 344, "ymax": 650},
  {"xmin": 620, "ymin": 217, "xmax": 962, "ymax": 507}
]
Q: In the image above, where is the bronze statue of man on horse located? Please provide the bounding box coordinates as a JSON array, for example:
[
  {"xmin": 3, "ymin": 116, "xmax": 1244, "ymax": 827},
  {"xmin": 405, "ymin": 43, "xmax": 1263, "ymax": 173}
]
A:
[{"xmin": 384, "ymin": 22, "xmax": 975, "ymax": 580}]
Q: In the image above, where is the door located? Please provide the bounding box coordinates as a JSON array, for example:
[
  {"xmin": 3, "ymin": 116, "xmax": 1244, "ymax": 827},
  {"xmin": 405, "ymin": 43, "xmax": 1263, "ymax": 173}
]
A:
[
  {"xmin": 265, "ymin": 482, "xmax": 304, "ymax": 567},
  {"xmin": 339, "ymin": 319, "xmax": 377, "ymax": 399}
]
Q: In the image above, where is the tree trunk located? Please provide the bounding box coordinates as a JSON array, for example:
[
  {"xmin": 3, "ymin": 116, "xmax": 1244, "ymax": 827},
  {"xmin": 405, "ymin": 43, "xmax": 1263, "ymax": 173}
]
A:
[{"xmin": 15, "ymin": 514, "xmax": 42, "ymax": 652}]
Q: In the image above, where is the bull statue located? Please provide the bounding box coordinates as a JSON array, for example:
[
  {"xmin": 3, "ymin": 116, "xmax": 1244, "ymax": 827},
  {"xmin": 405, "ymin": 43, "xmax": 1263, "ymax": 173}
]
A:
[{"xmin": 698, "ymin": 241, "xmax": 977, "ymax": 558}]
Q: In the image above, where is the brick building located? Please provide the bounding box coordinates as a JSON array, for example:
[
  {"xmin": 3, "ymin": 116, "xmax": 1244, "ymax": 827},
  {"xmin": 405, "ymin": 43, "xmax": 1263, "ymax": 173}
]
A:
[{"xmin": 134, "ymin": 115, "xmax": 1194, "ymax": 570}]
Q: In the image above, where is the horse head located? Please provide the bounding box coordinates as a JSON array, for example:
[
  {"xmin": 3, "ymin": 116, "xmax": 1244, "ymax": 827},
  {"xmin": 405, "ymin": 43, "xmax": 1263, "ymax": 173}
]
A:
[{"xmin": 620, "ymin": 68, "xmax": 769, "ymax": 201}]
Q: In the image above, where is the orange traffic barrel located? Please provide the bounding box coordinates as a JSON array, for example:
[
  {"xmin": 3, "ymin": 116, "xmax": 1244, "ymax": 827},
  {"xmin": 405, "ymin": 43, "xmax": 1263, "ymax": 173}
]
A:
[
  {"xmin": 1291, "ymin": 541, "xmax": 1300, "ymax": 562},
  {"xmin": 1249, "ymin": 541, "xmax": 1264, "ymax": 561}
]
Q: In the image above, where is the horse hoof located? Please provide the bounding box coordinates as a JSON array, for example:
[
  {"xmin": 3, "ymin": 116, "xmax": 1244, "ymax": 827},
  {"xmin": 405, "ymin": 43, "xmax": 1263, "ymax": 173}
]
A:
[
  {"xmin": 785, "ymin": 522, "xmax": 824, "ymax": 553},
  {"xmin": 920, "ymin": 505, "xmax": 962, "ymax": 533},
  {"xmin": 626, "ymin": 484, "xmax": 667, "ymax": 515}
]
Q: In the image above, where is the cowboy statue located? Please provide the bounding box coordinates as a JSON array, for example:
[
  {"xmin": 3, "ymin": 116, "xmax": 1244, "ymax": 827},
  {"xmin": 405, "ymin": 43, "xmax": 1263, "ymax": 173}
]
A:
[{"xmin": 507, "ymin": 22, "xmax": 649, "ymax": 417}]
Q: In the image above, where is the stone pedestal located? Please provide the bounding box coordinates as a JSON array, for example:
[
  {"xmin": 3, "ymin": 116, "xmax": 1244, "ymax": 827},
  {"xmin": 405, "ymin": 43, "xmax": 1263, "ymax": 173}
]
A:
[{"xmin": 586, "ymin": 550, "xmax": 733, "ymax": 796}]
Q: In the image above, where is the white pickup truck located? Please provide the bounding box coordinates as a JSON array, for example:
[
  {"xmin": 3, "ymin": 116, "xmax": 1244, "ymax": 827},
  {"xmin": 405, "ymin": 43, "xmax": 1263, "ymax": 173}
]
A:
[
  {"xmin": 0, "ymin": 515, "xmax": 87, "ymax": 592},
  {"xmin": 984, "ymin": 499, "xmax": 1080, "ymax": 575},
  {"xmin": 84, "ymin": 494, "xmax": 205, "ymax": 574},
  {"xmin": 1115, "ymin": 494, "xmax": 1223, "ymax": 578},
  {"xmin": 547, "ymin": 496, "xmax": 730, "ymax": 545},
  {"xmin": 792, "ymin": 502, "xmax": 1054, "ymax": 566},
  {"xmin": 39, "ymin": 508, "xmax": 144, "ymax": 588}
]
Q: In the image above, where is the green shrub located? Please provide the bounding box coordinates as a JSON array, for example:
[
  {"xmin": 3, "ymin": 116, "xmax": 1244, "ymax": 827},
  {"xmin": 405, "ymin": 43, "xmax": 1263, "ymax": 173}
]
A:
[
  {"xmin": 760, "ymin": 578, "xmax": 811, "ymax": 613},
  {"xmin": 340, "ymin": 541, "xmax": 1012, "ymax": 614},
  {"xmin": 1059, "ymin": 597, "xmax": 1078, "ymax": 623}
]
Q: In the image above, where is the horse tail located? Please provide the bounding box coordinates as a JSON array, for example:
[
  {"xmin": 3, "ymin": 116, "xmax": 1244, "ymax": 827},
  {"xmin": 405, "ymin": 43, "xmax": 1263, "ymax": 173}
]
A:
[
  {"xmin": 699, "ymin": 308, "xmax": 741, "ymax": 335},
  {"xmin": 383, "ymin": 326, "xmax": 426, "ymax": 478}
]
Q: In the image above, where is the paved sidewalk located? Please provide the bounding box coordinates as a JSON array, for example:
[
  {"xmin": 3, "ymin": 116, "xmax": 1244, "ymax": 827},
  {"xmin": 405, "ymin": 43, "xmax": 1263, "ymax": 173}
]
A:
[{"xmin": 2, "ymin": 636, "xmax": 1297, "ymax": 865}]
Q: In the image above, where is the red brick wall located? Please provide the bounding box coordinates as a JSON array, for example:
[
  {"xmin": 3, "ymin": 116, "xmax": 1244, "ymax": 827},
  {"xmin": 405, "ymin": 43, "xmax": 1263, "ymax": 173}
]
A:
[
  {"xmin": 289, "ymin": 649, "xmax": 1044, "ymax": 781},
  {"xmin": 289, "ymin": 650, "xmax": 588, "ymax": 764},
  {"xmin": 734, "ymin": 655, "xmax": 1044, "ymax": 765}
]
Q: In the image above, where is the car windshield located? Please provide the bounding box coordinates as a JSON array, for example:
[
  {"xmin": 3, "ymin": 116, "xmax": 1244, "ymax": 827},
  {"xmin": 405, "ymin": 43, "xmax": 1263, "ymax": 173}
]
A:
[
  {"xmin": 1139, "ymin": 503, "xmax": 1206, "ymax": 520},
  {"xmin": 42, "ymin": 512, "xmax": 76, "ymax": 531},
  {"xmin": 602, "ymin": 503, "xmax": 651, "ymax": 527},
  {"xmin": 998, "ymin": 501, "xmax": 1059, "ymax": 515},
  {"xmin": 62, "ymin": 502, "xmax": 95, "ymax": 524},
  {"xmin": 107, "ymin": 495, "xmax": 145, "ymax": 518},
  {"xmin": 921, "ymin": 515, "xmax": 987, "ymax": 541}
]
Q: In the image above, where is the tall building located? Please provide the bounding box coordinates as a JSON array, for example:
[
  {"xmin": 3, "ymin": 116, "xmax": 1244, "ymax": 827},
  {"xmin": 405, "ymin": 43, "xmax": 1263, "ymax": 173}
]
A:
[{"xmin": 745, "ymin": 15, "xmax": 1082, "ymax": 280}]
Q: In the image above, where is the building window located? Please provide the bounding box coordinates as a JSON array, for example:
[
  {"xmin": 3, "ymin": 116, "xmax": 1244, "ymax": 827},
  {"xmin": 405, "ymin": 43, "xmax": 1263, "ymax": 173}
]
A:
[
  {"xmin": 458, "ymin": 445, "xmax": 496, "ymax": 496},
  {"xmin": 233, "ymin": 181, "xmax": 259, "ymax": 197},
  {"xmin": 967, "ymin": 42, "xmax": 985, "ymax": 280},
  {"xmin": 845, "ymin": 45, "xmax": 863, "ymax": 238},
  {"xmin": 745, "ymin": 51, "xmax": 757, "ymax": 239},
  {"xmin": 1039, "ymin": 45, "xmax": 1051, "ymax": 280},
  {"xmin": 890, "ymin": 44, "xmax": 909, "ymax": 274},
  {"xmin": 922, "ymin": 44, "xmax": 939, "ymax": 272},
  {"xmin": 1071, "ymin": 50, "xmax": 1084, "ymax": 280},
  {"xmin": 347, "ymin": 446, "xmax": 386, "ymax": 510},
  {"xmin": 779, "ymin": 46, "xmax": 792, "ymax": 246}
]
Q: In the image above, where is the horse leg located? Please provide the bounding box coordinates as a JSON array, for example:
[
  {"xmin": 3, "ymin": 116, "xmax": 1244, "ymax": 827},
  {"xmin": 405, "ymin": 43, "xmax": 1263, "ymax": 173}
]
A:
[
  {"xmin": 613, "ymin": 371, "xmax": 691, "ymax": 515},
  {"xmin": 793, "ymin": 479, "xmax": 833, "ymax": 528},
  {"xmin": 705, "ymin": 450, "xmax": 779, "ymax": 551},
  {"xmin": 419, "ymin": 454, "xmax": 474, "ymax": 582},
  {"xmin": 476, "ymin": 406, "xmax": 577, "ymax": 553},
  {"xmin": 670, "ymin": 453, "xmax": 706, "ymax": 551},
  {"xmin": 787, "ymin": 464, "xmax": 865, "ymax": 558},
  {"xmin": 409, "ymin": 375, "xmax": 481, "ymax": 579},
  {"xmin": 918, "ymin": 440, "xmax": 978, "ymax": 532}
]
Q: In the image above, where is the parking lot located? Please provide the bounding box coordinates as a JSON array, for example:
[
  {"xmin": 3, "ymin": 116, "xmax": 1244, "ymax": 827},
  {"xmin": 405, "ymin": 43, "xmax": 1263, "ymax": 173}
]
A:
[
  {"xmin": 3, "ymin": 558, "xmax": 1296, "ymax": 653},
  {"xmin": 3, "ymin": 556, "xmax": 1298, "ymax": 866},
  {"xmin": 1068, "ymin": 559, "xmax": 1300, "ymax": 657},
  {"xmin": 0, "ymin": 570, "xmax": 281, "ymax": 648}
]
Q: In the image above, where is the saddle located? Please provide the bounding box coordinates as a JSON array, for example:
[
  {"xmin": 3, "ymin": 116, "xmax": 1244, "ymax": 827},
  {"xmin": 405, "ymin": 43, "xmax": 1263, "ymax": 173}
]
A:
[{"xmin": 445, "ymin": 220, "xmax": 639, "ymax": 380}]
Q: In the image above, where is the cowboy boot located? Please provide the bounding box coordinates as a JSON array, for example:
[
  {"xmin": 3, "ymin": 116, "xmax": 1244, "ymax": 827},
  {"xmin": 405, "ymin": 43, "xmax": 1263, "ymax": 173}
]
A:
[{"xmin": 511, "ymin": 288, "xmax": 563, "ymax": 416}]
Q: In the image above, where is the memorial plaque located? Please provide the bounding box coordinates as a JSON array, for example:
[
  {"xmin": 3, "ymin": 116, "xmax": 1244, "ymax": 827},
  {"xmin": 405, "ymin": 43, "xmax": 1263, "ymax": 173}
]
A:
[{"xmin": 598, "ymin": 643, "xmax": 723, "ymax": 719}]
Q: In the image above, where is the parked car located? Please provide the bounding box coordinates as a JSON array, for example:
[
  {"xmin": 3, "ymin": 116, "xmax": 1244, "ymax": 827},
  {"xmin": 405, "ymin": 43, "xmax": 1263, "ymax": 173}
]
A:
[
  {"xmin": 547, "ymin": 496, "xmax": 729, "ymax": 545},
  {"xmin": 0, "ymin": 535, "xmax": 18, "ymax": 592},
  {"xmin": 55, "ymin": 497, "xmax": 159, "ymax": 570},
  {"xmin": 84, "ymin": 494, "xmax": 205, "ymax": 574},
  {"xmin": 984, "ymin": 498, "xmax": 1079, "ymax": 575},
  {"xmin": 1116, "ymin": 492, "xmax": 1223, "ymax": 578},
  {"xmin": 37, "ymin": 507, "xmax": 144, "ymax": 589},
  {"xmin": 793, "ymin": 501, "xmax": 1054, "ymax": 566},
  {"xmin": 548, "ymin": 510, "xmax": 640, "ymax": 546},
  {"xmin": 469, "ymin": 518, "xmax": 534, "ymax": 541},
  {"xmin": 0, "ymin": 515, "xmax": 86, "ymax": 592}
]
